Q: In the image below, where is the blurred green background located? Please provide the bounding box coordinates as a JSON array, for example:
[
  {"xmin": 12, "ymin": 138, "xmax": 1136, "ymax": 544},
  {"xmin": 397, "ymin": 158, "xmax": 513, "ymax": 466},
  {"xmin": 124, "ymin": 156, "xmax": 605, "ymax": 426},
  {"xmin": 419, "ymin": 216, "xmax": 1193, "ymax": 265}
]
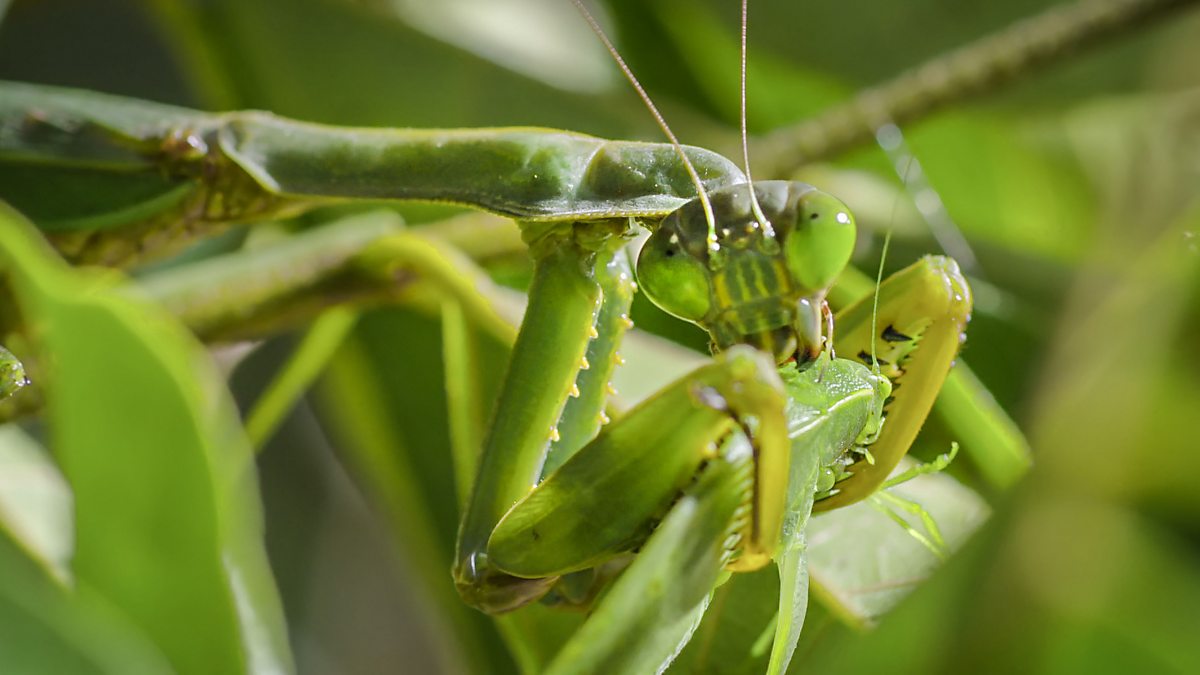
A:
[{"xmin": 0, "ymin": 0, "xmax": 1198, "ymax": 673}]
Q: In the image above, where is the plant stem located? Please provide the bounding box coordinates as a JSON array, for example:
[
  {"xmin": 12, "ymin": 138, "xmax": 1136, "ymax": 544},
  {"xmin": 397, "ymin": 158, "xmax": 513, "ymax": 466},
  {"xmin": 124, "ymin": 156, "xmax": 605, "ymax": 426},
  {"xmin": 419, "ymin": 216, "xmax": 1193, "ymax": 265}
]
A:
[{"xmin": 752, "ymin": 0, "xmax": 1198, "ymax": 175}]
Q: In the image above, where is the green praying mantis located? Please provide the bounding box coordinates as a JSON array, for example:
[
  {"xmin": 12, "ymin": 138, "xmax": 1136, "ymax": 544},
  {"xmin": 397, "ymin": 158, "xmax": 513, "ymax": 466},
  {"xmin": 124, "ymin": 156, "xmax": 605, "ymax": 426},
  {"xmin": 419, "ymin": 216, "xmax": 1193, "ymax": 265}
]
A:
[
  {"xmin": 0, "ymin": 0, "xmax": 1037, "ymax": 672},
  {"xmin": 0, "ymin": 87, "xmax": 969, "ymax": 675},
  {"xmin": 445, "ymin": 6, "xmax": 973, "ymax": 672}
]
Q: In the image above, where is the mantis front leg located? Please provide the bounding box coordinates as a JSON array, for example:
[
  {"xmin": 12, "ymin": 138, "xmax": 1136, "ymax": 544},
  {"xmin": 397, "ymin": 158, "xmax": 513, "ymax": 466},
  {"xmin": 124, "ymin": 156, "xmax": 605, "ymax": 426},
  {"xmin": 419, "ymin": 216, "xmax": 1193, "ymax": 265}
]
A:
[
  {"xmin": 452, "ymin": 219, "xmax": 632, "ymax": 611},
  {"xmin": 817, "ymin": 255, "xmax": 974, "ymax": 511},
  {"xmin": 463, "ymin": 339, "xmax": 798, "ymax": 672},
  {"xmin": 451, "ymin": 213, "xmax": 790, "ymax": 611},
  {"xmin": 484, "ymin": 346, "xmax": 790, "ymax": 579}
]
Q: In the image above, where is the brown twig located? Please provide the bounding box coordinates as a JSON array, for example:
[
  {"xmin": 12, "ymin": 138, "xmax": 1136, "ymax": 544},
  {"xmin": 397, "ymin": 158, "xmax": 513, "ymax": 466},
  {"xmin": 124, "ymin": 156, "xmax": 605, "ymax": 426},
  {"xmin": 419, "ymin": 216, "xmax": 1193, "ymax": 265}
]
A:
[{"xmin": 752, "ymin": 0, "xmax": 1199, "ymax": 176}]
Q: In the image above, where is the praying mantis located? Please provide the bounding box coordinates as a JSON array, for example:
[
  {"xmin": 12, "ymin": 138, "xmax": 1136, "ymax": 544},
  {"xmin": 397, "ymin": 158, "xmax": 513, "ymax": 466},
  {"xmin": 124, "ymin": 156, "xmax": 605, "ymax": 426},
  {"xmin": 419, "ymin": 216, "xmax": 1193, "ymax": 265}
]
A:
[
  {"xmin": 446, "ymin": 4, "xmax": 974, "ymax": 672},
  {"xmin": 0, "ymin": 0, "xmax": 1068, "ymax": 672},
  {"xmin": 0, "ymin": 79, "xmax": 972, "ymax": 675}
]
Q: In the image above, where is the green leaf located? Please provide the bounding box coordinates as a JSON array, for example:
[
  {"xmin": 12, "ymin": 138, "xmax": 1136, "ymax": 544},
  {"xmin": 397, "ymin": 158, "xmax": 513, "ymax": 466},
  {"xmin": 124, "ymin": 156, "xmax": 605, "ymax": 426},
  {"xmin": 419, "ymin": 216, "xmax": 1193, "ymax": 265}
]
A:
[
  {"xmin": 807, "ymin": 460, "xmax": 991, "ymax": 625},
  {"xmin": 0, "ymin": 202, "xmax": 292, "ymax": 674},
  {"xmin": 0, "ymin": 425, "xmax": 72, "ymax": 580},
  {"xmin": 316, "ymin": 308, "xmax": 527, "ymax": 673},
  {"xmin": 545, "ymin": 458, "xmax": 744, "ymax": 675},
  {"xmin": 0, "ymin": 526, "xmax": 173, "ymax": 675}
]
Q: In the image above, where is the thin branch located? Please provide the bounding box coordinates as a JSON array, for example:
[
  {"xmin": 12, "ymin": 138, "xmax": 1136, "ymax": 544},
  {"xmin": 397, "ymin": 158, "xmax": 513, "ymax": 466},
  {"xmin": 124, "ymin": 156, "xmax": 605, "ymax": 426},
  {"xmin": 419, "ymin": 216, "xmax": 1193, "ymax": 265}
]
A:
[{"xmin": 752, "ymin": 0, "xmax": 1199, "ymax": 175}]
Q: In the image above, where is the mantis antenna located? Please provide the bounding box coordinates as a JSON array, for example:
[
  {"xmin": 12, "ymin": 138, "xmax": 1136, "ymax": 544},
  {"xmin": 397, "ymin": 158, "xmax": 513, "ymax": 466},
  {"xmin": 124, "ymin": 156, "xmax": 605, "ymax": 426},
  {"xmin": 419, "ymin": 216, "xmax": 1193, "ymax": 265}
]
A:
[
  {"xmin": 570, "ymin": 0, "xmax": 720, "ymax": 252},
  {"xmin": 739, "ymin": 0, "xmax": 774, "ymax": 239},
  {"xmin": 869, "ymin": 229, "xmax": 894, "ymax": 373}
]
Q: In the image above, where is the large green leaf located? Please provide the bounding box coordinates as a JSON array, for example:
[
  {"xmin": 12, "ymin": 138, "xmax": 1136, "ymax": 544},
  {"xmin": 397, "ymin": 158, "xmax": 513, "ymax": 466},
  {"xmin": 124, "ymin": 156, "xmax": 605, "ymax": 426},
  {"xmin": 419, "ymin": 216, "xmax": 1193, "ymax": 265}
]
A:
[
  {"xmin": 0, "ymin": 202, "xmax": 291, "ymax": 674},
  {"xmin": 0, "ymin": 524, "xmax": 173, "ymax": 675}
]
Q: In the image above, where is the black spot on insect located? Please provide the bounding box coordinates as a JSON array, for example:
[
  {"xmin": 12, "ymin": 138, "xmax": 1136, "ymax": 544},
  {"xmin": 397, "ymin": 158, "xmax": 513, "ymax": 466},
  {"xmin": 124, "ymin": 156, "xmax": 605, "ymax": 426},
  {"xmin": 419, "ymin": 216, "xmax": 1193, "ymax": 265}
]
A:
[
  {"xmin": 665, "ymin": 248, "xmax": 676, "ymax": 257},
  {"xmin": 882, "ymin": 324, "xmax": 913, "ymax": 342},
  {"xmin": 810, "ymin": 212, "xmax": 820, "ymax": 220},
  {"xmin": 856, "ymin": 350, "xmax": 890, "ymax": 366},
  {"xmin": 531, "ymin": 530, "xmax": 540, "ymax": 541}
]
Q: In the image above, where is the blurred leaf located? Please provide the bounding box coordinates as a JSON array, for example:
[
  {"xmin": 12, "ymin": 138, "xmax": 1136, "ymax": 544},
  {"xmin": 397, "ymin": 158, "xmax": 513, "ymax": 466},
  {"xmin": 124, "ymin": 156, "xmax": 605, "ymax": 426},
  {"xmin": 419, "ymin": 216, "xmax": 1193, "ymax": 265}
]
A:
[
  {"xmin": 158, "ymin": 0, "xmax": 632, "ymax": 135},
  {"xmin": 0, "ymin": 425, "xmax": 72, "ymax": 580},
  {"xmin": 1031, "ymin": 208, "xmax": 1200, "ymax": 519},
  {"xmin": 668, "ymin": 567, "xmax": 778, "ymax": 675},
  {"xmin": 316, "ymin": 308, "xmax": 527, "ymax": 674},
  {"xmin": 0, "ymin": 526, "xmax": 173, "ymax": 675},
  {"xmin": 0, "ymin": 202, "xmax": 292, "ymax": 674},
  {"xmin": 648, "ymin": 0, "xmax": 848, "ymax": 129},
  {"xmin": 906, "ymin": 112, "xmax": 1097, "ymax": 261},
  {"xmin": 933, "ymin": 367, "xmax": 1033, "ymax": 493},
  {"xmin": 357, "ymin": 0, "xmax": 616, "ymax": 93},
  {"xmin": 807, "ymin": 460, "xmax": 991, "ymax": 624}
]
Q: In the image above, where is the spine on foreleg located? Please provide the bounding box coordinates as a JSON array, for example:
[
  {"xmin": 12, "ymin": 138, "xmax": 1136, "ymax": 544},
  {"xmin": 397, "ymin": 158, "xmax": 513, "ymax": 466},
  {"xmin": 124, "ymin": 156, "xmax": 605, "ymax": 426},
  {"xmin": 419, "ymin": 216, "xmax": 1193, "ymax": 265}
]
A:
[{"xmin": 816, "ymin": 255, "xmax": 972, "ymax": 511}]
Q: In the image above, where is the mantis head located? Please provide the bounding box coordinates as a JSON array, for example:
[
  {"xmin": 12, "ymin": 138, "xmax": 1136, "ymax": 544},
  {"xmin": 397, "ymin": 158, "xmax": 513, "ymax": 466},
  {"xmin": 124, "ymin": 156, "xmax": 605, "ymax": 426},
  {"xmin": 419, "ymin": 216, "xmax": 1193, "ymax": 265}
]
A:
[{"xmin": 636, "ymin": 180, "xmax": 856, "ymax": 364}]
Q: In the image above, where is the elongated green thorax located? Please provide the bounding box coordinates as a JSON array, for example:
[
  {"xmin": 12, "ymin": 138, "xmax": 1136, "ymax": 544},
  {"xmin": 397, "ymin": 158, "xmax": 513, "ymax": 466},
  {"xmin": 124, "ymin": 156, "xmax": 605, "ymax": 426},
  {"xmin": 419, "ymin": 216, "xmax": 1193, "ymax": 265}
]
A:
[
  {"xmin": 0, "ymin": 80, "xmax": 745, "ymax": 266},
  {"xmin": 636, "ymin": 181, "xmax": 855, "ymax": 364}
]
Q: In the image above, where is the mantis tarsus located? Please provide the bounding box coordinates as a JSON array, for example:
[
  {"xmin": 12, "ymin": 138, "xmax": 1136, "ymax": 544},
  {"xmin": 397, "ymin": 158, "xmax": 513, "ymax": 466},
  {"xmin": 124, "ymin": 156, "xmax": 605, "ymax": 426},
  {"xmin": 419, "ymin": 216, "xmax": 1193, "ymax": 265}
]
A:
[{"xmin": 0, "ymin": 0, "xmax": 1034, "ymax": 672}]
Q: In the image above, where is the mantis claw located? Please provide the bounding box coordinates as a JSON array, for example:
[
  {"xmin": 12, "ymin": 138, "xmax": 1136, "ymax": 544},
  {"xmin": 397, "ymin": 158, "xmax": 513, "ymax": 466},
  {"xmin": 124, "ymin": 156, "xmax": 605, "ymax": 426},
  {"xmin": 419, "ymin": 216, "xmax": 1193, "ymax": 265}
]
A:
[{"xmin": 453, "ymin": 552, "xmax": 559, "ymax": 615}]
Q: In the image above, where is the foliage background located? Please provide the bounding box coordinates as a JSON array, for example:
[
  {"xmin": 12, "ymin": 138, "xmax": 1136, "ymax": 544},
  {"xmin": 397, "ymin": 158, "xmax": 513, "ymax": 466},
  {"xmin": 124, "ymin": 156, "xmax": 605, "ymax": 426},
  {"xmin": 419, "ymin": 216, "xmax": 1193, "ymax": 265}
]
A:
[{"xmin": 0, "ymin": 0, "xmax": 1198, "ymax": 673}]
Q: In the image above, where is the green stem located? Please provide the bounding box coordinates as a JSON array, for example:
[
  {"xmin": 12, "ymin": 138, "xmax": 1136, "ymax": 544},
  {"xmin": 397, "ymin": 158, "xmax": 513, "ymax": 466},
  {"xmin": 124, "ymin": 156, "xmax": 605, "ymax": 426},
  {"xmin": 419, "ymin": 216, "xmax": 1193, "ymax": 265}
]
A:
[
  {"xmin": 442, "ymin": 300, "xmax": 484, "ymax": 510},
  {"xmin": 243, "ymin": 307, "xmax": 358, "ymax": 451},
  {"xmin": 753, "ymin": 0, "xmax": 1197, "ymax": 174}
]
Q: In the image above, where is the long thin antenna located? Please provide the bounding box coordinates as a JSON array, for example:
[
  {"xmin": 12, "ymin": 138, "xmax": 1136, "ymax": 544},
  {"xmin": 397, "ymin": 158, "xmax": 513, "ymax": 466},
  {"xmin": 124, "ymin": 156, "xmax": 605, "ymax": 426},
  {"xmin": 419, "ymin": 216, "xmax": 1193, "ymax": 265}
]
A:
[
  {"xmin": 740, "ymin": 0, "xmax": 774, "ymax": 239},
  {"xmin": 870, "ymin": 229, "xmax": 893, "ymax": 373},
  {"xmin": 570, "ymin": 0, "xmax": 720, "ymax": 252}
]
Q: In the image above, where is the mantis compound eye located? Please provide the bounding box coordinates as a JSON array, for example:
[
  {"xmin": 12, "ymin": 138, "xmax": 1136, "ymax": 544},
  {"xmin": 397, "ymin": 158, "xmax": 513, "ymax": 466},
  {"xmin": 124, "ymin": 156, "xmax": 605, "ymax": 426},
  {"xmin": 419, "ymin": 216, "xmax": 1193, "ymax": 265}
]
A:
[
  {"xmin": 636, "ymin": 229, "xmax": 712, "ymax": 322},
  {"xmin": 783, "ymin": 190, "xmax": 856, "ymax": 294}
]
